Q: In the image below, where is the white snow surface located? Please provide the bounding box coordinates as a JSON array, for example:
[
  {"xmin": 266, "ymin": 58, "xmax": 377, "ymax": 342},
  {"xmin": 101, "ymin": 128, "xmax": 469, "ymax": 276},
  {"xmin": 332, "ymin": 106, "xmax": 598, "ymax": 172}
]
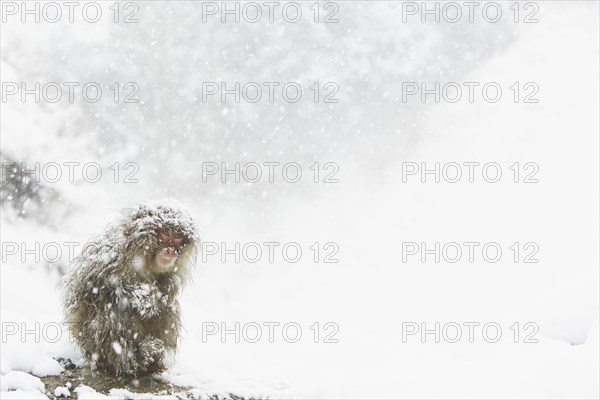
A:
[
  {"xmin": 0, "ymin": 371, "xmax": 46, "ymax": 399},
  {"xmin": 1, "ymin": 2, "xmax": 598, "ymax": 399},
  {"xmin": 53, "ymin": 386, "xmax": 70, "ymax": 398}
]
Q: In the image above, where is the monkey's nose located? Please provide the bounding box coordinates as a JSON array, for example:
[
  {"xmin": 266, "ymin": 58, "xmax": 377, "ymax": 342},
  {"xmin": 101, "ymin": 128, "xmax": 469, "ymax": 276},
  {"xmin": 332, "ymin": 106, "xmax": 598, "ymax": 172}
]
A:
[
  {"xmin": 165, "ymin": 247, "xmax": 177, "ymax": 255},
  {"xmin": 159, "ymin": 247, "xmax": 178, "ymax": 262}
]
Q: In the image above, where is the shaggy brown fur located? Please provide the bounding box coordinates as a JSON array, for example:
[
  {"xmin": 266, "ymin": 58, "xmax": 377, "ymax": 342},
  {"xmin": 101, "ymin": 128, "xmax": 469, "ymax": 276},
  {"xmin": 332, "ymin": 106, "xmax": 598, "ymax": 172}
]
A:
[{"xmin": 62, "ymin": 200, "xmax": 199, "ymax": 376}]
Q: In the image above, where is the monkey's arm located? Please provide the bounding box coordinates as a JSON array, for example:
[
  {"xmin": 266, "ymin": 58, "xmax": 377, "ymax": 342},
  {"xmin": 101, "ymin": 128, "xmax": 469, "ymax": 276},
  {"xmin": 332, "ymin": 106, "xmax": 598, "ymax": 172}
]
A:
[
  {"xmin": 111, "ymin": 281, "xmax": 173, "ymax": 372},
  {"xmin": 72, "ymin": 278, "xmax": 163, "ymax": 376}
]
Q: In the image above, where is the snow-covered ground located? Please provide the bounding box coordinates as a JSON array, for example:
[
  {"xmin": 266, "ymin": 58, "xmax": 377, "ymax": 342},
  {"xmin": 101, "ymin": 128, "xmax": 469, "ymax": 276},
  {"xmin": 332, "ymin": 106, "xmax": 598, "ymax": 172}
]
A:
[{"xmin": 1, "ymin": 1, "xmax": 598, "ymax": 399}]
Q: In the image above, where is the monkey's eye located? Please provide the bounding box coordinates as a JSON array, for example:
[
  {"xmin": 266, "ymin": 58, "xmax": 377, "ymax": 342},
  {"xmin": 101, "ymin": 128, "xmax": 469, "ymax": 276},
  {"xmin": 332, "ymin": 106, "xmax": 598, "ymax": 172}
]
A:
[
  {"xmin": 158, "ymin": 228, "xmax": 184, "ymax": 246},
  {"xmin": 171, "ymin": 238, "xmax": 184, "ymax": 248},
  {"xmin": 158, "ymin": 229, "xmax": 171, "ymax": 242}
]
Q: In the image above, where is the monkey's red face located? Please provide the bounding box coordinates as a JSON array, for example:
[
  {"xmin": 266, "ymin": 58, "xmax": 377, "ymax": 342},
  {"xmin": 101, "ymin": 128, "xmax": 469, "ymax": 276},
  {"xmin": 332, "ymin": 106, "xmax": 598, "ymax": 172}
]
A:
[{"xmin": 155, "ymin": 228, "xmax": 184, "ymax": 271}]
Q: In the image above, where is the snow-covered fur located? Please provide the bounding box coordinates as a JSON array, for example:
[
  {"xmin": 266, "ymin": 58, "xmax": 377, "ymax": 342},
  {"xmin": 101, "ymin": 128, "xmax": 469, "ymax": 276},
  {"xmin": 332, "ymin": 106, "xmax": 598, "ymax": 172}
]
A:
[{"xmin": 62, "ymin": 200, "xmax": 199, "ymax": 376}]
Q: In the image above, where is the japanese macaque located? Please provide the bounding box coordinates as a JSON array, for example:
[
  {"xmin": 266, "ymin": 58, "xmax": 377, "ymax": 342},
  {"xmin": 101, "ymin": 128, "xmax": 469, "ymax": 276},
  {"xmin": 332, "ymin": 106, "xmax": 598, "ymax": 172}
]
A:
[{"xmin": 62, "ymin": 200, "xmax": 199, "ymax": 376}]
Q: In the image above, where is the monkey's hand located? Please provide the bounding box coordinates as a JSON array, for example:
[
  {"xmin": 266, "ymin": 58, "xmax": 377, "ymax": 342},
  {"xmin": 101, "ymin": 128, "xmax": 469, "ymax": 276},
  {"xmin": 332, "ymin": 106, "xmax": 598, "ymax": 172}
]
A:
[
  {"xmin": 125, "ymin": 283, "xmax": 170, "ymax": 319},
  {"xmin": 137, "ymin": 337, "xmax": 166, "ymax": 373}
]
